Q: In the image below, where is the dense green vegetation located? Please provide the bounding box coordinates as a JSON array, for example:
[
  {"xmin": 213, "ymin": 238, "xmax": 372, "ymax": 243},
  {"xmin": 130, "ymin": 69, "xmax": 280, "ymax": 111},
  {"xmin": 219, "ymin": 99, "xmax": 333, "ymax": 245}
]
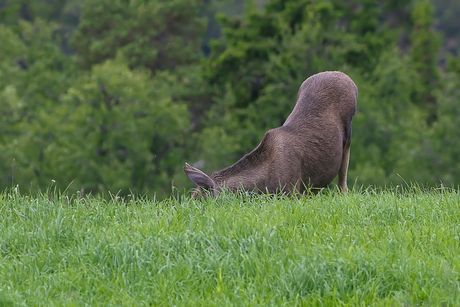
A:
[
  {"xmin": 2, "ymin": 2, "xmax": 459, "ymax": 304},
  {"xmin": 0, "ymin": 0, "xmax": 459, "ymax": 198},
  {"xmin": 1, "ymin": 188, "xmax": 459, "ymax": 305}
]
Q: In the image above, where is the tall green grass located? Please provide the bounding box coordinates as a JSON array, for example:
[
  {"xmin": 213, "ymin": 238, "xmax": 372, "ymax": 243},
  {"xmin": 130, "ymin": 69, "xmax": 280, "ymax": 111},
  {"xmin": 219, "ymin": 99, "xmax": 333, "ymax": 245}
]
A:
[{"xmin": 0, "ymin": 187, "xmax": 459, "ymax": 306}]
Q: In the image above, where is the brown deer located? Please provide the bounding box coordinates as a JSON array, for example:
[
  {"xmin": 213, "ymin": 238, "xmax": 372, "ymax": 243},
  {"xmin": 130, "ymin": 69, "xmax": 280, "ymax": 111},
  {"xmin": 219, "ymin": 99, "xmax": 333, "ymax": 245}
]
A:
[{"xmin": 184, "ymin": 71, "xmax": 358, "ymax": 198}]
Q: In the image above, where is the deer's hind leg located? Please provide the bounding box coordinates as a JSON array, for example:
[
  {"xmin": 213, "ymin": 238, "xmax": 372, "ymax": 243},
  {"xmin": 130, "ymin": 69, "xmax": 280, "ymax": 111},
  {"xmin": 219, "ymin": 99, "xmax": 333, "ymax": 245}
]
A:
[{"xmin": 337, "ymin": 145, "xmax": 350, "ymax": 194}]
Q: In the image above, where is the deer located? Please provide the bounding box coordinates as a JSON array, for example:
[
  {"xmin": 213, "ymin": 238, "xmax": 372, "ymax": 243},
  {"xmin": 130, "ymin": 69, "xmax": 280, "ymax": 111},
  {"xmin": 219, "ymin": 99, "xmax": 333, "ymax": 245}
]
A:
[{"xmin": 184, "ymin": 71, "xmax": 358, "ymax": 198}]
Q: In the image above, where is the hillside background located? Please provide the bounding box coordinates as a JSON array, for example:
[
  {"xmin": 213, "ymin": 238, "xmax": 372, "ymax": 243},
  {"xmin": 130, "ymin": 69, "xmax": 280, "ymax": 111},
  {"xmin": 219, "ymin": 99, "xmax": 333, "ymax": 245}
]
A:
[{"xmin": 0, "ymin": 0, "xmax": 459, "ymax": 198}]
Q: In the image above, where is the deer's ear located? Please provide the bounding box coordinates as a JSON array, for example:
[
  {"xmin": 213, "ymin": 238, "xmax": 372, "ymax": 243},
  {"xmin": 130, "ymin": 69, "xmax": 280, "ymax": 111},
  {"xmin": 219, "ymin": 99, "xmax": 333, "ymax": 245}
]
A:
[{"xmin": 183, "ymin": 163, "xmax": 216, "ymax": 189}]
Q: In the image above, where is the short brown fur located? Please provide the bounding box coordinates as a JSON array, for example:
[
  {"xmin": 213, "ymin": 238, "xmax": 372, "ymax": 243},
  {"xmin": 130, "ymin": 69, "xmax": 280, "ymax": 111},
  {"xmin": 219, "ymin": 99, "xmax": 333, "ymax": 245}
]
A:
[{"xmin": 184, "ymin": 71, "xmax": 358, "ymax": 198}]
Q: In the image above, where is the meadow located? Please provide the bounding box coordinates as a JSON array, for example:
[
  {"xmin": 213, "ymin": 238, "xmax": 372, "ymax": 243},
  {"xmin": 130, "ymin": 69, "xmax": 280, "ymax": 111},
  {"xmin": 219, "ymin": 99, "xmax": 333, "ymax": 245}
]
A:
[{"xmin": 0, "ymin": 186, "xmax": 459, "ymax": 306}]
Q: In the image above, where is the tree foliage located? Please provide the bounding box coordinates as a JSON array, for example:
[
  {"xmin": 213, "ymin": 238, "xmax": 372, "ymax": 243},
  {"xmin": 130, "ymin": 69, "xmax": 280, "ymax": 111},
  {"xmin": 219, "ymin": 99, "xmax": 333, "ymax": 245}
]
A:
[
  {"xmin": 0, "ymin": 0, "xmax": 459, "ymax": 198},
  {"xmin": 71, "ymin": 0, "xmax": 206, "ymax": 72},
  {"xmin": 0, "ymin": 4, "xmax": 197, "ymax": 197}
]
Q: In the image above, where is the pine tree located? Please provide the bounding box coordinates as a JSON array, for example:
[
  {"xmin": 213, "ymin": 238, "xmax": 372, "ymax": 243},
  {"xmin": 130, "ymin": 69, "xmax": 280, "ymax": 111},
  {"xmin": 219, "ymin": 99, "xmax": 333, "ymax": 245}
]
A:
[
  {"xmin": 198, "ymin": 0, "xmax": 403, "ymax": 173},
  {"xmin": 72, "ymin": 0, "xmax": 206, "ymax": 72},
  {"xmin": 409, "ymin": 0, "xmax": 441, "ymax": 124}
]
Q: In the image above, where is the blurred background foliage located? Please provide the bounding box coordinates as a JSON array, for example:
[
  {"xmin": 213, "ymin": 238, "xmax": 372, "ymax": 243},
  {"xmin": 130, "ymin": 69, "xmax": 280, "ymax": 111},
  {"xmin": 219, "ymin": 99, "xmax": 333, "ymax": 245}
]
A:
[{"xmin": 0, "ymin": 0, "xmax": 459, "ymax": 198}]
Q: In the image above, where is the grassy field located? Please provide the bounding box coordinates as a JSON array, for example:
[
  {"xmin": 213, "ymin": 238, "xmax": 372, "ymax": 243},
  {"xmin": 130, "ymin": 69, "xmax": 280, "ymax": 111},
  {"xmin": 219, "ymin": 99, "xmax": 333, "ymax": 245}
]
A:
[{"xmin": 1, "ymin": 187, "xmax": 460, "ymax": 306}]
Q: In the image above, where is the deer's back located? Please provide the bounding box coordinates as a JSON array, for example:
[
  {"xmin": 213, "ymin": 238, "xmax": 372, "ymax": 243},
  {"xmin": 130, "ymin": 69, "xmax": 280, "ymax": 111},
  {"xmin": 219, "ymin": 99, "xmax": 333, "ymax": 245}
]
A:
[{"xmin": 283, "ymin": 71, "xmax": 357, "ymax": 130}]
